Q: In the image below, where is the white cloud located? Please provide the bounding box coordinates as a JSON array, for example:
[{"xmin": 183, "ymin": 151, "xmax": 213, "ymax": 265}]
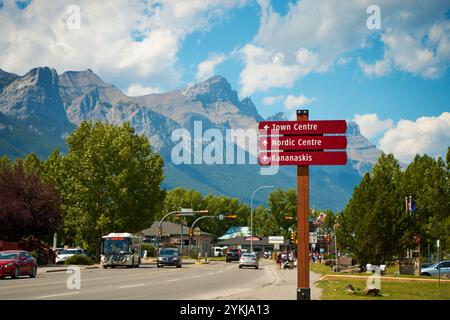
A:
[
  {"xmin": 195, "ymin": 54, "xmax": 226, "ymax": 81},
  {"xmin": 239, "ymin": 44, "xmax": 318, "ymax": 96},
  {"xmin": 284, "ymin": 94, "xmax": 317, "ymax": 110},
  {"xmin": 262, "ymin": 95, "xmax": 284, "ymax": 106},
  {"xmin": 238, "ymin": 0, "xmax": 450, "ymax": 94},
  {"xmin": 126, "ymin": 84, "xmax": 162, "ymax": 97},
  {"xmin": 379, "ymin": 112, "xmax": 450, "ymax": 163},
  {"xmin": 0, "ymin": 0, "xmax": 245, "ymax": 86},
  {"xmin": 353, "ymin": 114, "xmax": 393, "ymax": 139},
  {"xmin": 358, "ymin": 57, "xmax": 392, "ymax": 77}
]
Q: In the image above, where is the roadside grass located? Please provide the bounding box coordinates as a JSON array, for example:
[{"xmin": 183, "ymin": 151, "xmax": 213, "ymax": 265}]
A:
[
  {"xmin": 310, "ymin": 262, "xmax": 334, "ymax": 275},
  {"xmin": 208, "ymin": 256, "xmax": 226, "ymax": 261},
  {"xmin": 316, "ymin": 278, "xmax": 450, "ymax": 300},
  {"xmin": 311, "ymin": 262, "xmax": 450, "ymax": 300}
]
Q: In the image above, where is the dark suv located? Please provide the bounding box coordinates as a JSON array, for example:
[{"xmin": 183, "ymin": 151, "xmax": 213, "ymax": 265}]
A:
[
  {"xmin": 157, "ymin": 248, "xmax": 182, "ymax": 268},
  {"xmin": 226, "ymin": 248, "xmax": 241, "ymax": 263}
]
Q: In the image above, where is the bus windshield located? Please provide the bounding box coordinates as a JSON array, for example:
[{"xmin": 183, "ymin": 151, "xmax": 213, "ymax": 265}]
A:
[{"xmin": 102, "ymin": 238, "xmax": 131, "ymax": 254}]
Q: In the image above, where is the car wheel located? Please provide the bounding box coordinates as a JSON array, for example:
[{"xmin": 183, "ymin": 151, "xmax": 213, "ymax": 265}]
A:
[
  {"xmin": 239, "ymin": 265, "xmax": 242, "ymax": 269},
  {"xmin": 30, "ymin": 265, "xmax": 37, "ymax": 278},
  {"xmin": 176, "ymin": 264, "xmax": 181, "ymax": 268},
  {"xmin": 103, "ymin": 266, "xmax": 108, "ymax": 269},
  {"xmin": 255, "ymin": 266, "xmax": 258, "ymax": 270},
  {"xmin": 421, "ymin": 273, "xmax": 431, "ymax": 276},
  {"xmin": 12, "ymin": 266, "xmax": 20, "ymax": 279}
]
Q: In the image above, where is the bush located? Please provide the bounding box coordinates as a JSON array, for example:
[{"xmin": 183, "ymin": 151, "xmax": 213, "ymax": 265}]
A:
[
  {"xmin": 64, "ymin": 254, "xmax": 94, "ymax": 265},
  {"xmin": 141, "ymin": 243, "xmax": 156, "ymax": 257}
]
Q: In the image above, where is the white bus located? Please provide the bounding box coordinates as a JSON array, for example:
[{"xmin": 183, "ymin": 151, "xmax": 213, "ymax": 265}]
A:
[{"xmin": 100, "ymin": 233, "xmax": 142, "ymax": 268}]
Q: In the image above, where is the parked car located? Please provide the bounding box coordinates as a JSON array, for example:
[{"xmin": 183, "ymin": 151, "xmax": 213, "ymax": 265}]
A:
[
  {"xmin": 56, "ymin": 248, "xmax": 90, "ymax": 264},
  {"xmin": 239, "ymin": 253, "xmax": 259, "ymax": 269},
  {"xmin": 421, "ymin": 260, "xmax": 450, "ymax": 277},
  {"xmin": 226, "ymin": 248, "xmax": 241, "ymax": 263},
  {"xmin": 0, "ymin": 250, "xmax": 37, "ymax": 279},
  {"xmin": 213, "ymin": 247, "xmax": 224, "ymax": 257},
  {"xmin": 157, "ymin": 248, "xmax": 182, "ymax": 268}
]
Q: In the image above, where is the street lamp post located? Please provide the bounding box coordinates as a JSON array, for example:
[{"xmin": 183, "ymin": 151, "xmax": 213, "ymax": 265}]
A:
[
  {"xmin": 189, "ymin": 214, "xmax": 224, "ymax": 258},
  {"xmin": 156, "ymin": 209, "xmax": 206, "ymax": 257},
  {"xmin": 250, "ymin": 185, "xmax": 275, "ymax": 252}
]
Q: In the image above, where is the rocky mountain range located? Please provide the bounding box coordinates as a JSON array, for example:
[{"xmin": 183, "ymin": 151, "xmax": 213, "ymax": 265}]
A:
[{"xmin": 0, "ymin": 67, "xmax": 382, "ymax": 210}]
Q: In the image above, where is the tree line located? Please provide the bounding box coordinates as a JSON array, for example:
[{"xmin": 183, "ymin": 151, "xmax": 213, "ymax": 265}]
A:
[
  {"xmin": 0, "ymin": 121, "xmax": 165, "ymax": 256},
  {"xmin": 337, "ymin": 150, "xmax": 450, "ymax": 266}
]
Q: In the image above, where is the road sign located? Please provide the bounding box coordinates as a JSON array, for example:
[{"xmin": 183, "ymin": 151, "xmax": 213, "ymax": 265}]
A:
[
  {"xmin": 268, "ymin": 236, "xmax": 284, "ymax": 244},
  {"xmin": 193, "ymin": 227, "xmax": 201, "ymax": 236},
  {"xmin": 259, "ymin": 136, "xmax": 347, "ymax": 150},
  {"xmin": 218, "ymin": 214, "xmax": 224, "ymax": 221},
  {"xmin": 309, "ymin": 232, "xmax": 318, "ymax": 244},
  {"xmin": 259, "ymin": 151, "xmax": 347, "ymax": 166},
  {"xmin": 259, "ymin": 120, "xmax": 347, "ymax": 135}
]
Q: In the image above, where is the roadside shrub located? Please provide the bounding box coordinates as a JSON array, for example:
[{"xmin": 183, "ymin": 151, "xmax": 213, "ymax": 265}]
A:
[
  {"xmin": 64, "ymin": 254, "xmax": 94, "ymax": 265},
  {"xmin": 141, "ymin": 243, "xmax": 156, "ymax": 257}
]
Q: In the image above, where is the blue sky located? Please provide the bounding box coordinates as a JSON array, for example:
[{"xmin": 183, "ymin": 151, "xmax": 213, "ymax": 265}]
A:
[{"xmin": 0, "ymin": 0, "xmax": 449, "ymax": 163}]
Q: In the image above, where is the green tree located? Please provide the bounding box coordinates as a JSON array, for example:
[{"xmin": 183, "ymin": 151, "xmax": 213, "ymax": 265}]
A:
[
  {"xmin": 401, "ymin": 152, "xmax": 450, "ymax": 256},
  {"xmin": 59, "ymin": 121, "xmax": 165, "ymax": 254},
  {"xmin": 251, "ymin": 188, "xmax": 297, "ymax": 239},
  {"xmin": 338, "ymin": 153, "xmax": 413, "ymax": 266},
  {"xmin": 162, "ymin": 188, "xmax": 203, "ymax": 218}
]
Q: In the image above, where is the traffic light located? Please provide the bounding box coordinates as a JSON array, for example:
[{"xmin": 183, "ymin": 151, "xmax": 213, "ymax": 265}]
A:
[
  {"xmin": 283, "ymin": 216, "xmax": 294, "ymax": 221},
  {"xmin": 189, "ymin": 228, "xmax": 193, "ymax": 238},
  {"xmin": 225, "ymin": 214, "xmax": 237, "ymax": 219},
  {"xmin": 290, "ymin": 230, "xmax": 295, "ymax": 243}
]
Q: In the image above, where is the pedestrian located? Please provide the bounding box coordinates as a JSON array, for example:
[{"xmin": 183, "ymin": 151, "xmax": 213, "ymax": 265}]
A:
[{"xmin": 276, "ymin": 252, "xmax": 282, "ymax": 269}]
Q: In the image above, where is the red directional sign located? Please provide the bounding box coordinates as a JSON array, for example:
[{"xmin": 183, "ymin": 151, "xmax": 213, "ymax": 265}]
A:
[
  {"xmin": 259, "ymin": 151, "xmax": 347, "ymax": 166},
  {"xmin": 259, "ymin": 136, "xmax": 347, "ymax": 150},
  {"xmin": 259, "ymin": 120, "xmax": 347, "ymax": 135}
]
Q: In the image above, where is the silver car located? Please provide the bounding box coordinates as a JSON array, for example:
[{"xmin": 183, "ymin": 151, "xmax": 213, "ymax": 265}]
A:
[
  {"xmin": 239, "ymin": 253, "xmax": 259, "ymax": 269},
  {"xmin": 421, "ymin": 260, "xmax": 450, "ymax": 276}
]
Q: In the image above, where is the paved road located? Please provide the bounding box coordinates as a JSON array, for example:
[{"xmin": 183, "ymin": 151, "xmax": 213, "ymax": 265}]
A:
[{"xmin": 0, "ymin": 260, "xmax": 321, "ymax": 300}]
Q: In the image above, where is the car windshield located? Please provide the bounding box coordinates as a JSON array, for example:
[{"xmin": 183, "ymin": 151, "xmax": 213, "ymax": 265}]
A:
[
  {"xmin": 60, "ymin": 249, "xmax": 78, "ymax": 255},
  {"xmin": 160, "ymin": 249, "xmax": 178, "ymax": 256},
  {"xmin": 0, "ymin": 252, "xmax": 18, "ymax": 259}
]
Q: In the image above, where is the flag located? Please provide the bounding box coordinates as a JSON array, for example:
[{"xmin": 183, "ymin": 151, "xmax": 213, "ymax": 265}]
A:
[{"xmin": 409, "ymin": 198, "xmax": 417, "ymax": 212}]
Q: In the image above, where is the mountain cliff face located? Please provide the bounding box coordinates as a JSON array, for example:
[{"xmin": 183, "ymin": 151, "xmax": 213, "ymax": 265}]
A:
[
  {"xmin": 0, "ymin": 67, "xmax": 74, "ymax": 158},
  {"xmin": 0, "ymin": 67, "xmax": 382, "ymax": 210}
]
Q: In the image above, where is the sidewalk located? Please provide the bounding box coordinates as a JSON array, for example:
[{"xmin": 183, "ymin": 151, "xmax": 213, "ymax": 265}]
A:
[{"xmin": 216, "ymin": 260, "xmax": 322, "ymax": 300}]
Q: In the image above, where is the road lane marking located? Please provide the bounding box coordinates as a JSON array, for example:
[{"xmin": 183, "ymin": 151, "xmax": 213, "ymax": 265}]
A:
[
  {"xmin": 118, "ymin": 283, "xmax": 145, "ymax": 289},
  {"xmin": 191, "ymin": 275, "xmax": 201, "ymax": 279},
  {"xmin": 35, "ymin": 291, "xmax": 81, "ymax": 299},
  {"xmin": 167, "ymin": 278, "xmax": 180, "ymax": 282}
]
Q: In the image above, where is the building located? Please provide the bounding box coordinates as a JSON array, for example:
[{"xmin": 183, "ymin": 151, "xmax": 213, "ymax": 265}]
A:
[
  {"xmin": 140, "ymin": 221, "xmax": 215, "ymax": 256},
  {"xmin": 216, "ymin": 236, "xmax": 294, "ymax": 255}
]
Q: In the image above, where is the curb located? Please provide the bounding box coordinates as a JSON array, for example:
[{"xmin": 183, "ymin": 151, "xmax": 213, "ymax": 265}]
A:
[
  {"xmin": 195, "ymin": 261, "xmax": 211, "ymax": 265},
  {"xmin": 43, "ymin": 265, "xmax": 99, "ymax": 273}
]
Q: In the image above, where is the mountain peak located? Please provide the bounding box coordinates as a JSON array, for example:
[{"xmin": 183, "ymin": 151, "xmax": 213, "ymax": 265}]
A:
[
  {"xmin": 182, "ymin": 75, "xmax": 239, "ymax": 105},
  {"xmin": 24, "ymin": 66, "xmax": 59, "ymax": 88},
  {"xmin": 60, "ymin": 68, "xmax": 107, "ymax": 87},
  {"xmin": 346, "ymin": 121, "xmax": 361, "ymax": 136}
]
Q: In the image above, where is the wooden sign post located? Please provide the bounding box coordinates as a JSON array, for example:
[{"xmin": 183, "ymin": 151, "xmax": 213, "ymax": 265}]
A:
[{"xmin": 258, "ymin": 109, "xmax": 347, "ymax": 300}]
